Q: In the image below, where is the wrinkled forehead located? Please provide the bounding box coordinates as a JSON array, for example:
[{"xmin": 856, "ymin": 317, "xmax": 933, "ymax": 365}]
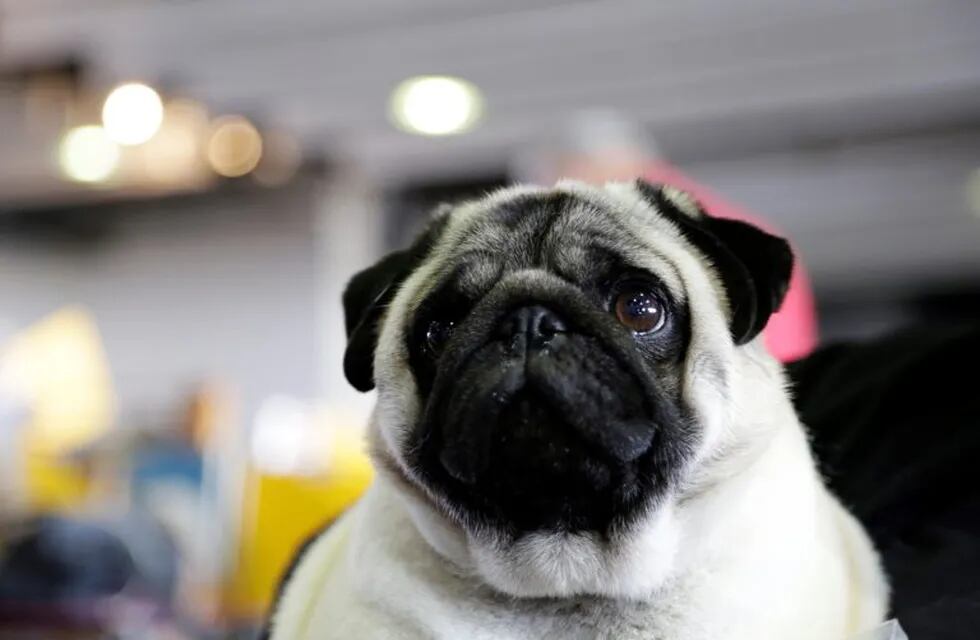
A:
[{"xmin": 435, "ymin": 189, "xmax": 684, "ymax": 299}]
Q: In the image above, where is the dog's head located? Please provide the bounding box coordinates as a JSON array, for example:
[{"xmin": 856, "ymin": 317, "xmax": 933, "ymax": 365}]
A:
[{"xmin": 343, "ymin": 180, "xmax": 794, "ymax": 597}]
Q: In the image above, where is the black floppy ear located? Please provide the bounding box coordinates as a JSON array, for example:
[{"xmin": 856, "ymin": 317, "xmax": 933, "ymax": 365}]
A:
[
  {"xmin": 635, "ymin": 180, "xmax": 793, "ymax": 345},
  {"xmin": 342, "ymin": 213, "xmax": 449, "ymax": 392}
]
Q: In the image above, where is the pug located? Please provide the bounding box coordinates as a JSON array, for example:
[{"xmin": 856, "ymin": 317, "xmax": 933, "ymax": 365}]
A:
[{"xmin": 267, "ymin": 180, "xmax": 888, "ymax": 640}]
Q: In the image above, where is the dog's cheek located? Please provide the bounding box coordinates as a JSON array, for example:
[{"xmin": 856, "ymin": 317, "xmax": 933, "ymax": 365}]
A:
[
  {"xmin": 371, "ymin": 317, "xmax": 429, "ymax": 466},
  {"xmin": 678, "ymin": 350, "xmax": 732, "ymax": 469}
]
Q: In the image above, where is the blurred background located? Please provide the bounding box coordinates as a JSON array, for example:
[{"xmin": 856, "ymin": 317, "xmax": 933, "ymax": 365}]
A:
[{"xmin": 0, "ymin": 0, "xmax": 978, "ymax": 637}]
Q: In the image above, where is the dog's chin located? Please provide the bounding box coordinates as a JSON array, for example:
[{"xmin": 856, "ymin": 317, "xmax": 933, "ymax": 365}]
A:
[{"xmin": 408, "ymin": 332, "xmax": 665, "ymax": 535}]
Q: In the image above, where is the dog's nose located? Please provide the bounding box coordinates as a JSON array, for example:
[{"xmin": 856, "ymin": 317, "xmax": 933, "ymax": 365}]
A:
[{"xmin": 497, "ymin": 305, "xmax": 567, "ymax": 347}]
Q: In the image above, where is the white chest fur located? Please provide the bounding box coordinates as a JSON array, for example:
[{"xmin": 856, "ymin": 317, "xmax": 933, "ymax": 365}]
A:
[{"xmin": 270, "ymin": 422, "xmax": 887, "ymax": 640}]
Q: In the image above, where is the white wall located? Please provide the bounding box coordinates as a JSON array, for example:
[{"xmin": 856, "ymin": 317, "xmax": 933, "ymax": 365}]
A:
[{"xmin": 0, "ymin": 183, "xmax": 331, "ymax": 430}]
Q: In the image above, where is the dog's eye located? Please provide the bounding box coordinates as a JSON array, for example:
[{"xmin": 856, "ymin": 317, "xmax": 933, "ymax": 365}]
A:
[
  {"xmin": 424, "ymin": 319, "xmax": 455, "ymax": 356},
  {"xmin": 614, "ymin": 287, "xmax": 666, "ymax": 334}
]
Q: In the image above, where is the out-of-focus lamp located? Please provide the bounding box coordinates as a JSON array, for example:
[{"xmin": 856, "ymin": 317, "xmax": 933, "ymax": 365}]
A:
[
  {"xmin": 141, "ymin": 99, "xmax": 211, "ymax": 185},
  {"xmin": 102, "ymin": 82, "xmax": 164, "ymax": 145},
  {"xmin": 389, "ymin": 75, "xmax": 483, "ymax": 136},
  {"xmin": 58, "ymin": 125, "xmax": 120, "ymax": 183},
  {"xmin": 207, "ymin": 116, "xmax": 263, "ymax": 177}
]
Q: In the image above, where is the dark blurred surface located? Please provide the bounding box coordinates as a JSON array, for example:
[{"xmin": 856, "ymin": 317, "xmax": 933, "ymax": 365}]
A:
[
  {"xmin": 0, "ymin": 517, "xmax": 134, "ymax": 601},
  {"xmin": 792, "ymin": 325, "xmax": 980, "ymax": 639}
]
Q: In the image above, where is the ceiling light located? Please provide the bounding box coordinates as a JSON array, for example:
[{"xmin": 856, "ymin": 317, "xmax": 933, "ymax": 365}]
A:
[
  {"xmin": 141, "ymin": 99, "xmax": 210, "ymax": 185},
  {"xmin": 206, "ymin": 116, "xmax": 263, "ymax": 178},
  {"xmin": 58, "ymin": 125, "xmax": 120, "ymax": 183},
  {"xmin": 389, "ymin": 75, "xmax": 483, "ymax": 136},
  {"xmin": 102, "ymin": 82, "xmax": 164, "ymax": 145}
]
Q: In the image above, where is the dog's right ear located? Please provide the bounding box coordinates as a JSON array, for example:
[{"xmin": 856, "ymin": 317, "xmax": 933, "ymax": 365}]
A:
[{"xmin": 342, "ymin": 211, "xmax": 450, "ymax": 392}]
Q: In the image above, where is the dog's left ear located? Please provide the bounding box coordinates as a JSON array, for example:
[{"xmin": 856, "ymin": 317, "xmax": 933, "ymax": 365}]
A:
[
  {"xmin": 342, "ymin": 211, "xmax": 450, "ymax": 392},
  {"xmin": 635, "ymin": 180, "xmax": 794, "ymax": 345}
]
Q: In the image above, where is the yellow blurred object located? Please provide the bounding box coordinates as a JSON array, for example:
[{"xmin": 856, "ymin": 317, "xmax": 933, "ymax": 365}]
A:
[
  {"xmin": 23, "ymin": 453, "xmax": 92, "ymax": 511},
  {"xmin": 0, "ymin": 307, "xmax": 117, "ymax": 509},
  {"xmin": 226, "ymin": 422, "xmax": 373, "ymax": 620},
  {"xmin": 3, "ymin": 307, "xmax": 117, "ymax": 455}
]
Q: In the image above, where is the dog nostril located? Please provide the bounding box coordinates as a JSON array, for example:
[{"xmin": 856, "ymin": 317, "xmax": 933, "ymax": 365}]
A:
[
  {"xmin": 499, "ymin": 305, "xmax": 566, "ymax": 344},
  {"xmin": 536, "ymin": 310, "xmax": 566, "ymax": 336}
]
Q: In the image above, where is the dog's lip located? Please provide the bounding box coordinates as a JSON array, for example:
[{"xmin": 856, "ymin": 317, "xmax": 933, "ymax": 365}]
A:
[
  {"xmin": 524, "ymin": 365, "xmax": 656, "ymax": 463},
  {"xmin": 432, "ymin": 349, "xmax": 656, "ymax": 487},
  {"xmin": 436, "ymin": 359, "xmax": 524, "ymax": 484}
]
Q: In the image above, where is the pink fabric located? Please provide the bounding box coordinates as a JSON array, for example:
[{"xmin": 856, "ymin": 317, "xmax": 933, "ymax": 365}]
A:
[{"xmin": 644, "ymin": 162, "xmax": 818, "ymax": 362}]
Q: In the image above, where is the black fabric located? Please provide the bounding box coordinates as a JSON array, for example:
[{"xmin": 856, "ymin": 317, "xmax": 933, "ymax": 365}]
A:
[{"xmin": 789, "ymin": 324, "xmax": 980, "ymax": 639}]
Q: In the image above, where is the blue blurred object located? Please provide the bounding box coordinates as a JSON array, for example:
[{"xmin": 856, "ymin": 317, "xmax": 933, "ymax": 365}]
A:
[{"xmin": 132, "ymin": 443, "xmax": 204, "ymax": 496}]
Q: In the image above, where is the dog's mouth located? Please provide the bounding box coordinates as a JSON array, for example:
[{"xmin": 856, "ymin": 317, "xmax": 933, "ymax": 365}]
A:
[
  {"xmin": 436, "ymin": 342, "xmax": 656, "ymax": 485},
  {"xmin": 409, "ymin": 331, "xmax": 665, "ymax": 533}
]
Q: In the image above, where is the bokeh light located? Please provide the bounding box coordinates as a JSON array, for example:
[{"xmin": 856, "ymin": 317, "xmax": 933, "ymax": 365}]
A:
[
  {"xmin": 207, "ymin": 116, "xmax": 263, "ymax": 177},
  {"xmin": 389, "ymin": 75, "xmax": 483, "ymax": 136},
  {"xmin": 252, "ymin": 130, "xmax": 302, "ymax": 187},
  {"xmin": 58, "ymin": 125, "xmax": 120, "ymax": 183},
  {"xmin": 102, "ymin": 82, "xmax": 164, "ymax": 145},
  {"xmin": 141, "ymin": 99, "xmax": 211, "ymax": 185}
]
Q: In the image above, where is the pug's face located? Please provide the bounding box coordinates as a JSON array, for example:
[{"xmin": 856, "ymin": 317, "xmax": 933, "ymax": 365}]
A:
[{"xmin": 343, "ymin": 180, "xmax": 793, "ymax": 597}]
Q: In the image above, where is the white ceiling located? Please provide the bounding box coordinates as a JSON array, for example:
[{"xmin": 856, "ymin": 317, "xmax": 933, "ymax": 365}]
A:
[{"xmin": 3, "ymin": 0, "xmax": 979, "ymax": 183}]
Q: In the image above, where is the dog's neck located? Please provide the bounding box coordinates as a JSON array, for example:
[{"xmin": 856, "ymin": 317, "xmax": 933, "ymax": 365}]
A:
[{"xmin": 300, "ymin": 415, "xmax": 886, "ymax": 640}]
